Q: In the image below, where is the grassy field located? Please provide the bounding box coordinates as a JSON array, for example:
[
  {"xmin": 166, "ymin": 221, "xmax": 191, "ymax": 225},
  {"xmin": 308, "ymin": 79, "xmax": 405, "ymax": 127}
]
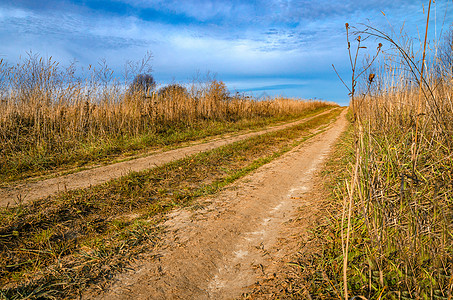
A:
[
  {"xmin": 0, "ymin": 51, "xmax": 340, "ymax": 299},
  {"xmin": 0, "ymin": 55, "xmax": 334, "ymax": 183},
  {"xmin": 0, "ymin": 107, "xmax": 342, "ymax": 299}
]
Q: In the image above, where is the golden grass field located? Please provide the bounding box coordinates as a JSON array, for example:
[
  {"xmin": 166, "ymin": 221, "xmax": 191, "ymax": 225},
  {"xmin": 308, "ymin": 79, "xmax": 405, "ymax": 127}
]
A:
[{"xmin": 0, "ymin": 55, "xmax": 332, "ymax": 182}]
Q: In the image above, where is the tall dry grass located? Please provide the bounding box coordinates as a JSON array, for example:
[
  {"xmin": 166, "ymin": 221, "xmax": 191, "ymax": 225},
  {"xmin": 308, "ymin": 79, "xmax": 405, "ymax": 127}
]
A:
[
  {"xmin": 0, "ymin": 53, "xmax": 332, "ymax": 181},
  {"xmin": 346, "ymin": 78, "xmax": 453, "ymax": 298},
  {"xmin": 340, "ymin": 15, "xmax": 453, "ymax": 298}
]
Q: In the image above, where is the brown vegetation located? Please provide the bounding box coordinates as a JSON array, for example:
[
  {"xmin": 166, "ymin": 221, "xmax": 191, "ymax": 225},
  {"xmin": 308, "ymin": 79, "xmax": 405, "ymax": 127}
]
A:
[{"xmin": 0, "ymin": 54, "xmax": 333, "ymax": 182}]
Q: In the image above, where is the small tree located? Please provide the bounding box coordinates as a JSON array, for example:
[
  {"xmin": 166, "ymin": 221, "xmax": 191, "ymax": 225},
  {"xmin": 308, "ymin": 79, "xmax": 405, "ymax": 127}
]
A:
[
  {"xmin": 158, "ymin": 84, "xmax": 188, "ymax": 97},
  {"xmin": 130, "ymin": 73, "xmax": 156, "ymax": 95}
]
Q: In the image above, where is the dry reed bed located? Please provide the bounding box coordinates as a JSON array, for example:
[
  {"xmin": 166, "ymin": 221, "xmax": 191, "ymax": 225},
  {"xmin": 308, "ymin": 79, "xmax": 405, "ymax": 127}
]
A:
[
  {"xmin": 0, "ymin": 56, "xmax": 332, "ymax": 182},
  {"xmin": 344, "ymin": 79, "xmax": 453, "ymax": 298},
  {"xmin": 338, "ymin": 34, "xmax": 453, "ymax": 296},
  {"xmin": 326, "ymin": 15, "xmax": 453, "ymax": 297},
  {"xmin": 291, "ymin": 20, "xmax": 453, "ymax": 298}
]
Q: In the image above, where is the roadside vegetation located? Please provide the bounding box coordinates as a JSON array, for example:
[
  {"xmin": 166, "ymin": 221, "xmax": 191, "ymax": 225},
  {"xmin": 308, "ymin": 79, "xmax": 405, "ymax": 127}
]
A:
[
  {"xmin": 0, "ymin": 54, "xmax": 333, "ymax": 183},
  {"xmin": 278, "ymin": 7, "xmax": 452, "ymax": 300},
  {"xmin": 339, "ymin": 17, "xmax": 452, "ymax": 298},
  {"xmin": 0, "ymin": 107, "xmax": 342, "ymax": 299}
]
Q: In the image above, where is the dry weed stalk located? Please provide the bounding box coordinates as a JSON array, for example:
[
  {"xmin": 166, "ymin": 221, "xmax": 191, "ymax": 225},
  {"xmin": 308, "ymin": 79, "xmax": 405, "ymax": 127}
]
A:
[{"xmin": 333, "ymin": 22, "xmax": 382, "ymax": 300}]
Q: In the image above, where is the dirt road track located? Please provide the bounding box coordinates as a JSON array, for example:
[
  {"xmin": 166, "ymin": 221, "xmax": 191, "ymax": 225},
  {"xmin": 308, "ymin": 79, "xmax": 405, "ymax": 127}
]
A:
[
  {"xmin": 0, "ymin": 110, "xmax": 334, "ymax": 207},
  {"xmin": 87, "ymin": 109, "xmax": 347, "ymax": 300}
]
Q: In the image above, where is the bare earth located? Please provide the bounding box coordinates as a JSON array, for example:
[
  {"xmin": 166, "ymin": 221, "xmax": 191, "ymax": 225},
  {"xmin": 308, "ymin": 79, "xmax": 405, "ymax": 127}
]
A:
[
  {"xmin": 86, "ymin": 109, "xmax": 347, "ymax": 300},
  {"xmin": 0, "ymin": 109, "xmax": 334, "ymax": 207}
]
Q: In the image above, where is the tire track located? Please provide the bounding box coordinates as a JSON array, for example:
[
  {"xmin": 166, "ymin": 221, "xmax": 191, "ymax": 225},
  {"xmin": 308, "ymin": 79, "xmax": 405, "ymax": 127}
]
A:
[{"xmin": 0, "ymin": 109, "xmax": 335, "ymax": 207}]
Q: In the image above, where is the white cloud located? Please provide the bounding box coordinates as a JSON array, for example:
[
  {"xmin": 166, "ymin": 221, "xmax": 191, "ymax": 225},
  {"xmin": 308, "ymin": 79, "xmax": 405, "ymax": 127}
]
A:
[{"xmin": 0, "ymin": 6, "xmax": 31, "ymax": 19}]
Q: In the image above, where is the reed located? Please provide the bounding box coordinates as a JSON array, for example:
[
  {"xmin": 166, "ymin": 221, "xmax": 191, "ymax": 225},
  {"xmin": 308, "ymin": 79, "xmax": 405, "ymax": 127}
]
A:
[
  {"xmin": 337, "ymin": 10, "xmax": 452, "ymax": 298},
  {"xmin": 0, "ymin": 53, "xmax": 332, "ymax": 182},
  {"xmin": 288, "ymin": 7, "xmax": 453, "ymax": 298}
]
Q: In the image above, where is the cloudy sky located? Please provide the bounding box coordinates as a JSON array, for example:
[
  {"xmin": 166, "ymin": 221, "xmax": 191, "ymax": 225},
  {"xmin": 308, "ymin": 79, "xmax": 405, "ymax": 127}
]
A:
[{"xmin": 1, "ymin": 0, "xmax": 452, "ymax": 105}]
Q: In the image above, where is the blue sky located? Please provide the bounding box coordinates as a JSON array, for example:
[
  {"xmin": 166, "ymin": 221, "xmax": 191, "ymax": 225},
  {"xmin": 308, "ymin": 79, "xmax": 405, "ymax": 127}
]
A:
[{"xmin": 1, "ymin": 0, "xmax": 452, "ymax": 105}]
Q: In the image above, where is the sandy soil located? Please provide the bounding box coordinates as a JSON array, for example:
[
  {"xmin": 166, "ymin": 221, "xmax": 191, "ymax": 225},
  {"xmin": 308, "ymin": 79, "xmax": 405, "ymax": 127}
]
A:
[
  {"xmin": 0, "ymin": 110, "xmax": 334, "ymax": 207},
  {"xmin": 85, "ymin": 109, "xmax": 347, "ymax": 300}
]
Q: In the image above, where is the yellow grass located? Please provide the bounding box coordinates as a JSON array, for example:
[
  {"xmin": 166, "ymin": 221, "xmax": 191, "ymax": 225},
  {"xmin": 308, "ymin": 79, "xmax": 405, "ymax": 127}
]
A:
[{"xmin": 0, "ymin": 54, "xmax": 334, "ymax": 181}]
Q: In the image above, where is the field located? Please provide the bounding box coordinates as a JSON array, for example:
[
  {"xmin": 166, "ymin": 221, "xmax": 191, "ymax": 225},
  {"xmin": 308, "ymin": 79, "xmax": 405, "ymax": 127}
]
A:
[
  {"xmin": 1, "ymin": 8, "xmax": 452, "ymax": 300},
  {"xmin": 0, "ymin": 54, "xmax": 341, "ymax": 298},
  {"xmin": 0, "ymin": 55, "xmax": 332, "ymax": 183}
]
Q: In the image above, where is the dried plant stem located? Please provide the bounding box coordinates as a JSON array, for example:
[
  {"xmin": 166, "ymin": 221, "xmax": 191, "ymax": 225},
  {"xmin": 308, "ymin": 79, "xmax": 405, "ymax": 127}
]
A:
[
  {"xmin": 413, "ymin": 0, "xmax": 432, "ymax": 166},
  {"xmin": 343, "ymin": 146, "xmax": 360, "ymax": 300}
]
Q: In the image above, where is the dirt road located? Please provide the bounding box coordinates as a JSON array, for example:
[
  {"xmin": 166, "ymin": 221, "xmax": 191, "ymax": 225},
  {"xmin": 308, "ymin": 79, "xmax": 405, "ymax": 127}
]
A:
[
  {"xmin": 0, "ymin": 110, "xmax": 333, "ymax": 207},
  {"xmin": 87, "ymin": 109, "xmax": 347, "ymax": 299}
]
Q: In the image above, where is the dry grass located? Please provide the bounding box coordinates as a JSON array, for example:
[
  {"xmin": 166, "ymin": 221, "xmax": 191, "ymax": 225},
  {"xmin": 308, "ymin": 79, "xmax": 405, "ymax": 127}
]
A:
[
  {"xmin": 344, "ymin": 80, "xmax": 453, "ymax": 298},
  {"xmin": 296, "ymin": 16, "xmax": 453, "ymax": 300},
  {"xmin": 340, "ymin": 17, "xmax": 453, "ymax": 298},
  {"xmin": 0, "ymin": 53, "xmax": 333, "ymax": 182}
]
